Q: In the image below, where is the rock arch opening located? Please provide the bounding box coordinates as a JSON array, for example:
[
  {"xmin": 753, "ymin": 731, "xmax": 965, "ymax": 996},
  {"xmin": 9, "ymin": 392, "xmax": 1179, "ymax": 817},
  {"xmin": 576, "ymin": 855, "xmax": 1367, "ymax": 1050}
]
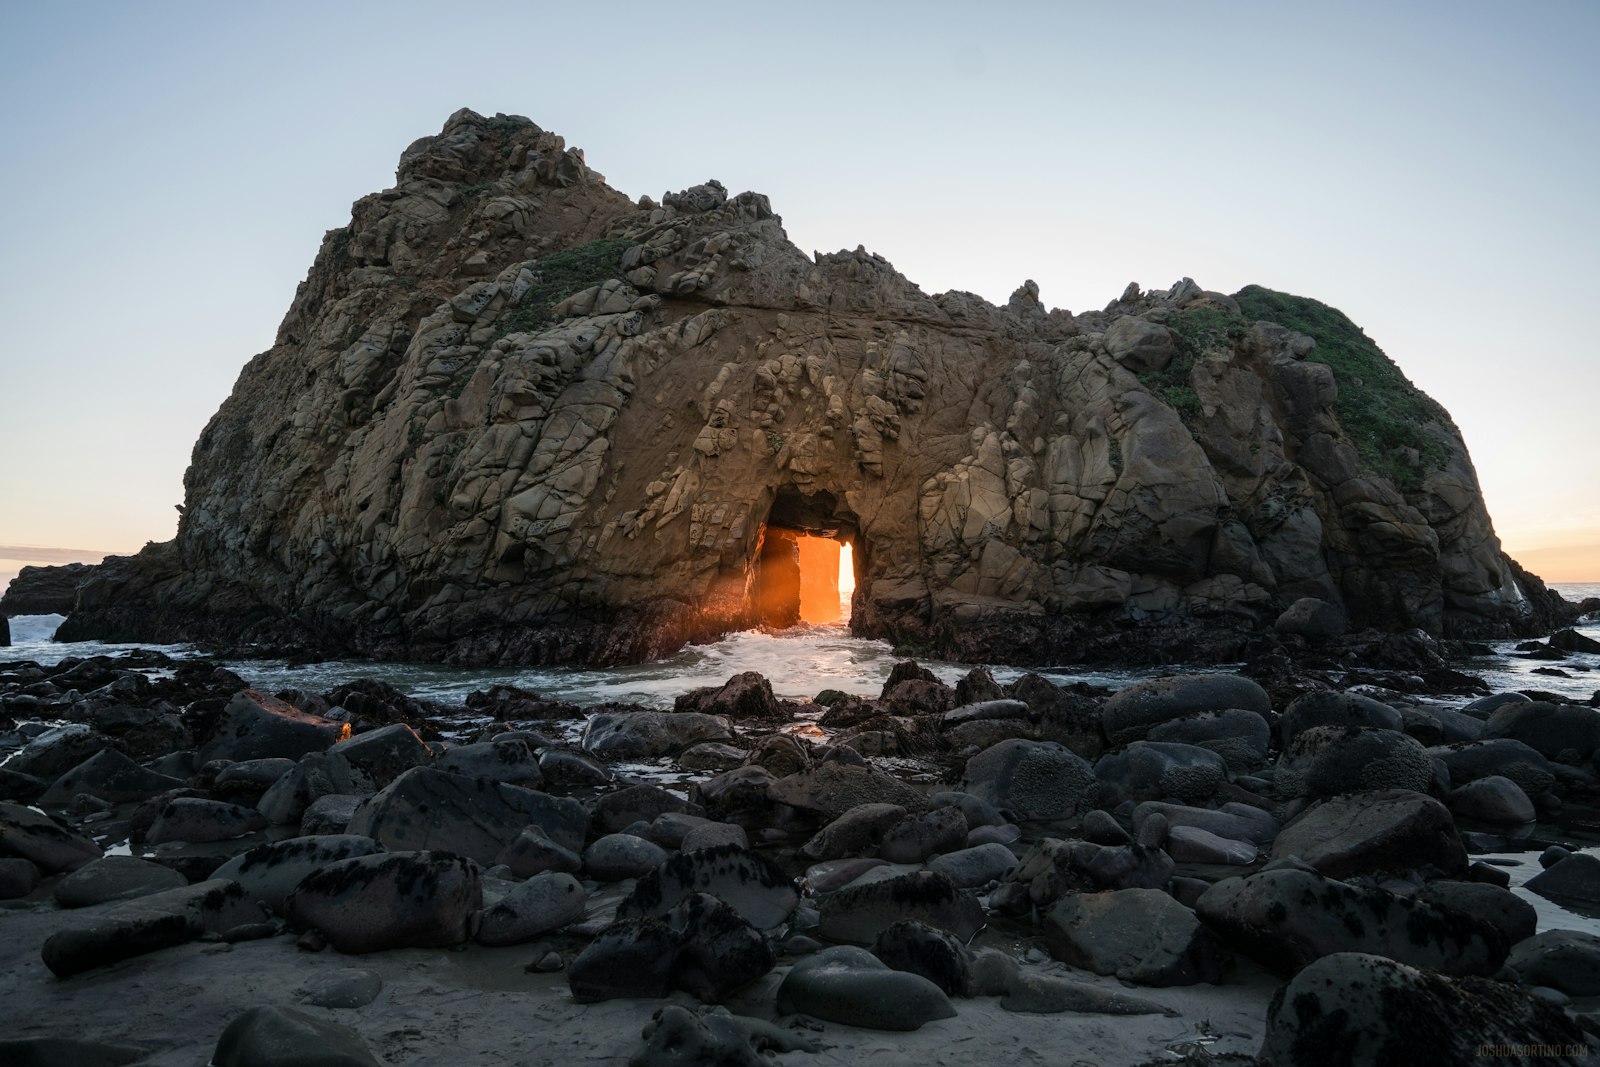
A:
[{"xmin": 749, "ymin": 489, "xmax": 861, "ymax": 630}]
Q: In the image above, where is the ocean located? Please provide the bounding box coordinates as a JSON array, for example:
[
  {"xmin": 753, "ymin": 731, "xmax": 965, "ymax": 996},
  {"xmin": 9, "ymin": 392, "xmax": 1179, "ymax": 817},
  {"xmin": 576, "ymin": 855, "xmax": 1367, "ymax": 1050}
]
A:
[{"xmin": 4, "ymin": 584, "xmax": 1597, "ymax": 708}]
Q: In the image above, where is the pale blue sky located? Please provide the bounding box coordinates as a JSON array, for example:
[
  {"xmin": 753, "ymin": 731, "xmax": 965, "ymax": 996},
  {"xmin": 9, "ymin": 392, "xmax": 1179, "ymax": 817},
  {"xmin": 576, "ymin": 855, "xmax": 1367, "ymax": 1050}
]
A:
[{"xmin": 1, "ymin": 0, "xmax": 1596, "ymax": 582}]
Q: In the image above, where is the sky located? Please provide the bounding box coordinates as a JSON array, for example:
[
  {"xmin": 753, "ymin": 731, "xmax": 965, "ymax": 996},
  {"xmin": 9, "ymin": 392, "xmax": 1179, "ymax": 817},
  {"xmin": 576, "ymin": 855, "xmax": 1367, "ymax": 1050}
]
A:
[{"xmin": 0, "ymin": 0, "xmax": 1596, "ymax": 591}]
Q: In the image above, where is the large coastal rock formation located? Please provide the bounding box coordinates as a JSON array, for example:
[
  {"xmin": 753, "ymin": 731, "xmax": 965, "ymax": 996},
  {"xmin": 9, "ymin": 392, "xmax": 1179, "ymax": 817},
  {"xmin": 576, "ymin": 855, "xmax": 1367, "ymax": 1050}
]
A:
[{"xmin": 53, "ymin": 110, "xmax": 1562, "ymax": 665}]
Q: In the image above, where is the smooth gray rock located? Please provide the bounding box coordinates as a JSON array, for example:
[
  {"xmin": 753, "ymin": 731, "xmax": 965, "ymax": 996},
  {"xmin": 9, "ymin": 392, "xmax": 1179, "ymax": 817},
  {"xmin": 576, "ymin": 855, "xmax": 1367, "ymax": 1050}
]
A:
[
  {"xmin": 0, "ymin": 799, "xmax": 102, "ymax": 872},
  {"xmin": 1450, "ymin": 774, "xmax": 1536, "ymax": 825},
  {"xmin": 0, "ymin": 856, "xmax": 41, "ymax": 899},
  {"xmin": 927, "ymin": 842, "xmax": 1018, "ymax": 887},
  {"xmin": 297, "ymin": 969, "xmax": 383, "ymax": 1009},
  {"xmin": 328, "ymin": 723, "xmax": 432, "ymax": 787},
  {"xmin": 476, "ymin": 871, "xmax": 587, "ymax": 946},
  {"xmin": 1132, "ymin": 801, "xmax": 1277, "ymax": 846},
  {"xmin": 1044, "ymin": 888, "xmax": 1225, "ymax": 985},
  {"xmin": 146, "ymin": 797, "xmax": 267, "ymax": 844},
  {"xmin": 212, "ymin": 1005, "xmax": 380, "ymax": 1067},
  {"xmin": 776, "ymin": 946, "xmax": 955, "ymax": 1031},
  {"xmin": 1166, "ymin": 825, "xmax": 1256, "ymax": 865},
  {"xmin": 1506, "ymin": 930, "xmax": 1600, "ymax": 995},
  {"xmin": 1102, "ymin": 674, "xmax": 1270, "ymax": 746},
  {"xmin": 1526, "ymin": 853, "xmax": 1600, "ymax": 909},
  {"xmin": 38, "ymin": 748, "xmax": 186, "ymax": 806},
  {"xmin": 800, "ymin": 803, "xmax": 907, "ymax": 861},
  {"xmin": 433, "ymin": 738, "xmax": 543, "ymax": 786},
  {"xmin": 53, "ymin": 855, "xmax": 187, "ymax": 908},
  {"xmin": 768, "ymin": 764, "xmax": 926, "ymax": 819},
  {"xmin": 200, "ymin": 690, "xmax": 350, "ymax": 764},
  {"xmin": 495, "ymin": 824, "xmax": 583, "ymax": 878},
  {"xmin": 300, "ymin": 793, "xmax": 363, "ymax": 835},
  {"xmin": 1271, "ymin": 789, "xmax": 1467, "ymax": 878},
  {"xmin": 346, "ymin": 766, "xmax": 586, "ymax": 861},
  {"xmin": 817, "ymin": 870, "xmax": 983, "ymax": 944},
  {"xmin": 42, "ymin": 878, "xmax": 262, "ymax": 977},
  {"xmin": 585, "ymin": 834, "xmax": 668, "ymax": 880},
  {"xmin": 284, "ymin": 851, "xmax": 481, "ymax": 954},
  {"xmin": 212, "ymin": 834, "xmax": 387, "ymax": 914},
  {"xmin": 582, "ymin": 711, "xmax": 731, "ymax": 759}
]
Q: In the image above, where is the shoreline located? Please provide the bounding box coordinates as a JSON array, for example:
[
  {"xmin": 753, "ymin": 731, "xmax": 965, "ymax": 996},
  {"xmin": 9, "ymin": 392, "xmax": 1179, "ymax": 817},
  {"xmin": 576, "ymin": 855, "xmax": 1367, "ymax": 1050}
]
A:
[{"xmin": 3, "ymin": 636, "xmax": 1600, "ymax": 1064}]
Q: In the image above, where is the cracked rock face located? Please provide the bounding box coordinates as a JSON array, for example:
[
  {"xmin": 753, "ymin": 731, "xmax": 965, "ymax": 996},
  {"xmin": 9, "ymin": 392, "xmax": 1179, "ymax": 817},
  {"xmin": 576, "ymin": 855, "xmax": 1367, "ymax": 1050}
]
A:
[{"xmin": 57, "ymin": 108, "xmax": 1549, "ymax": 665}]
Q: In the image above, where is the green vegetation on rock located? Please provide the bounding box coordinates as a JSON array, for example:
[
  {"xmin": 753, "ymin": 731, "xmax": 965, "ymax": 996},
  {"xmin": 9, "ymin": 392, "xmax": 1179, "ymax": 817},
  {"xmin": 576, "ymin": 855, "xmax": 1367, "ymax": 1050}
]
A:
[
  {"xmin": 1234, "ymin": 285, "xmax": 1452, "ymax": 489},
  {"xmin": 1139, "ymin": 307, "xmax": 1248, "ymax": 424},
  {"xmin": 493, "ymin": 237, "xmax": 633, "ymax": 342}
]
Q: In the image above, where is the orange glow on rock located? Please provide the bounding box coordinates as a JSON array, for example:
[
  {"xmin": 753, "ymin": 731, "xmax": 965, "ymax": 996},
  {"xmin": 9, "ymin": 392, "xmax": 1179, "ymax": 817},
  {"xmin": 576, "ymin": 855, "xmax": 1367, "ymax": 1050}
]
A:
[{"xmin": 796, "ymin": 535, "xmax": 843, "ymax": 624}]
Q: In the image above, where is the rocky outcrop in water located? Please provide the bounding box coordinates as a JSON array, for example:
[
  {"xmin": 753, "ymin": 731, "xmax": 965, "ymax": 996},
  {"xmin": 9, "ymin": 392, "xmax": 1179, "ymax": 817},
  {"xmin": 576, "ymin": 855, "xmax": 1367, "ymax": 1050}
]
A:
[{"xmin": 50, "ymin": 109, "xmax": 1569, "ymax": 665}]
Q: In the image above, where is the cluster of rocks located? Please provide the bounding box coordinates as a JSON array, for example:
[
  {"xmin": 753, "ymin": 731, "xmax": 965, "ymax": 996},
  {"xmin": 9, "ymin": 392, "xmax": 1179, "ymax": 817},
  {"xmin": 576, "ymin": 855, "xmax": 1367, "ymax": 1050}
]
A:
[{"xmin": 5, "ymin": 649, "xmax": 1600, "ymax": 1064}]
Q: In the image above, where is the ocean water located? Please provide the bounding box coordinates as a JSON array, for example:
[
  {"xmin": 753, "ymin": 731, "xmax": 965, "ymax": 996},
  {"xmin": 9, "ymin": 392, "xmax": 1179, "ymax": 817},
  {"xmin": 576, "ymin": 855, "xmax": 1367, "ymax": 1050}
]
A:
[
  {"xmin": 3, "ymin": 583, "xmax": 1597, "ymax": 708},
  {"xmin": 2, "ymin": 612, "xmax": 1167, "ymax": 708}
]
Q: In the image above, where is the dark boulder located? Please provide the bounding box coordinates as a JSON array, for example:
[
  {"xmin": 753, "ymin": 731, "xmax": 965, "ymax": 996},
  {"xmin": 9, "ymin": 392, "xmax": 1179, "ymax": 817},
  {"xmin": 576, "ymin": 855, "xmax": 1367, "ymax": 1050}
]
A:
[
  {"xmin": 817, "ymin": 870, "xmax": 984, "ymax": 944},
  {"xmin": 1043, "ymin": 888, "xmax": 1226, "ymax": 986},
  {"xmin": 1483, "ymin": 701, "xmax": 1600, "ymax": 761},
  {"xmin": 618, "ymin": 844, "xmax": 798, "ymax": 930},
  {"xmin": 1257, "ymin": 953, "xmax": 1588, "ymax": 1066},
  {"xmin": 211, "ymin": 834, "xmax": 387, "ymax": 914},
  {"xmin": 775, "ymin": 945, "xmax": 955, "ymax": 1031},
  {"xmin": 283, "ymin": 850, "xmax": 480, "ymax": 954},
  {"xmin": 1271, "ymin": 789, "xmax": 1467, "ymax": 878},
  {"xmin": 1102, "ymin": 674, "xmax": 1270, "ymax": 747},
  {"xmin": 570, "ymin": 892, "xmax": 775, "ymax": 1003},
  {"xmin": 1196, "ymin": 867, "xmax": 1504, "ymax": 976},
  {"xmin": 1278, "ymin": 691, "xmax": 1402, "ymax": 747},
  {"xmin": 199, "ymin": 690, "xmax": 350, "ymax": 764},
  {"xmin": 346, "ymin": 766, "xmax": 586, "ymax": 861},
  {"xmin": 674, "ymin": 671, "xmax": 782, "ymax": 721},
  {"xmin": 959, "ymin": 739, "xmax": 1096, "ymax": 821},
  {"xmin": 42, "ymin": 878, "xmax": 263, "ymax": 977},
  {"xmin": 872, "ymin": 919, "xmax": 974, "ymax": 996},
  {"xmin": 212, "ymin": 1005, "xmax": 381, "ymax": 1067},
  {"xmin": 0, "ymin": 799, "xmax": 102, "ymax": 872}
]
